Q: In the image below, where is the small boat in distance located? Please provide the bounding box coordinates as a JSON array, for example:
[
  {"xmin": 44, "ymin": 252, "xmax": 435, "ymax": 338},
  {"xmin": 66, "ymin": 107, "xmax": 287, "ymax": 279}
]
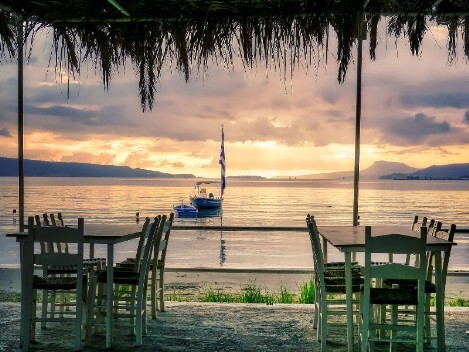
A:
[
  {"xmin": 190, "ymin": 126, "xmax": 226, "ymax": 211},
  {"xmin": 173, "ymin": 202, "xmax": 198, "ymax": 217},
  {"xmin": 190, "ymin": 181, "xmax": 222, "ymax": 210}
]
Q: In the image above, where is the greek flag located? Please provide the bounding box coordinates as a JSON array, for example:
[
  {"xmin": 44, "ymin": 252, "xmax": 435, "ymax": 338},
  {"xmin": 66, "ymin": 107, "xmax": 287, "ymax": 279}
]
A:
[{"xmin": 219, "ymin": 127, "xmax": 226, "ymax": 196}]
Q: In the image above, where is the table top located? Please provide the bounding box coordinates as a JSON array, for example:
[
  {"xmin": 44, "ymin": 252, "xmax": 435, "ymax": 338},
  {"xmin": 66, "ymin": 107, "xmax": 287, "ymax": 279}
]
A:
[
  {"xmin": 317, "ymin": 225, "xmax": 455, "ymax": 251},
  {"xmin": 6, "ymin": 223, "xmax": 142, "ymax": 245}
]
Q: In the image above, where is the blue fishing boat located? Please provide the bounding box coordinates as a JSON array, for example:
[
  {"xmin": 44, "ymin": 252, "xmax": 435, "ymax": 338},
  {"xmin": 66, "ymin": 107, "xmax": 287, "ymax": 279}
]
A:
[
  {"xmin": 190, "ymin": 127, "xmax": 226, "ymax": 210},
  {"xmin": 190, "ymin": 181, "xmax": 223, "ymax": 210},
  {"xmin": 173, "ymin": 203, "xmax": 198, "ymax": 217}
]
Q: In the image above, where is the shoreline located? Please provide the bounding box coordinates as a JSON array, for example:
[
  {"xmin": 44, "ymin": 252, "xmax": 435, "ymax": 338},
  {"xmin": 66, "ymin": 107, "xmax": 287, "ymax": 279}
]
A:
[{"xmin": 1, "ymin": 267, "xmax": 468, "ymax": 302}]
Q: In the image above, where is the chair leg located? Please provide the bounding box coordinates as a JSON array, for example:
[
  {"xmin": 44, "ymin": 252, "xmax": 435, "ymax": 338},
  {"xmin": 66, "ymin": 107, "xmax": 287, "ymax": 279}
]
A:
[
  {"xmin": 85, "ymin": 274, "xmax": 97, "ymax": 345},
  {"xmin": 151, "ymin": 266, "xmax": 157, "ymax": 319},
  {"xmin": 159, "ymin": 268, "xmax": 165, "ymax": 312},
  {"xmin": 96, "ymin": 281, "xmax": 105, "ymax": 329},
  {"xmin": 31, "ymin": 288, "xmax": 37, "ymax": 342},
  {"xmin": 416, "ymin": 300, "xmax": 425, "ymax": 352},
  {"xmin": 74, "ymin": 297, "xmax": 83, "ymax": 351},
  {"xmin": 22, "ymin": 290, "xmax": 33, "ymax": 351},
  {"xmin": 320, "ymin": 295, "xmax": 327, "ymax": 351},
  {"xmin": 41, "ymin": 289, "xmax": 48, "ymax": 329},
  {"xmin": 142, "ymin": 283, "xmax": 149, "ymax": 335},
  {"xmin": 135, "ymin": 288, "xmax": 144, "ymax": 346},
  {"xmin": 316, "ymin": 292, "xmax": 322, "ymax": 342},
  {"xmin": 361, "ymin": 299, "xmax": 370, "ymax": 352},
  {"xmin": 424, "ymin": 293, "xmax": 431, "ymax": 344},
  {"xmin": 389, "ymin": 304, "xmax": 398, "ymax": 352},
  {"xmin": 313, "ymin": 285, "xmax": 319, "ymax": 329},
  {"xmin": 129, "ymin": 286, "xmax": 137, "ymax": 335}
]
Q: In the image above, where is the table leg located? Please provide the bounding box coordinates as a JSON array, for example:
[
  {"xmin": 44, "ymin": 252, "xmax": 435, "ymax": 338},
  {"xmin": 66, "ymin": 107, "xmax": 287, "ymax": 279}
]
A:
[
  {"xmin": 345, "ymin": 251, "xmax": 354, "ymax": 352},
  {"xmin": 434, "ymin": 251, "xmax": 445, "ymax": 352},
  {"xmin": 89, "ymin": 243, "xmax": 95, "ymax": 259},
  {"xmin": 19, "ymin": 241, "xmax": 25, "ymax": 345},
  {"xmin": 106, "ymin": 244, "xmax": 114, "ymax": 349},
  {"xmin": 322, "ymin": 238, "xmax": 328, "ymax": 264}
]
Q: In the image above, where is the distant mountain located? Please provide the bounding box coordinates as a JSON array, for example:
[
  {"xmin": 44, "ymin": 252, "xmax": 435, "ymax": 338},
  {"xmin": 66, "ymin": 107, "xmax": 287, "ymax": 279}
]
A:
[
  {"xmin": 289, "ymin": 161, "xmax": 419, "ymax": 180},
  {"xmin": 380, "ymin": 163, "xmax": 469, "ymax": 180},
  {"xmin": 228, "ymin": 175, "xmax": 266, "ymax": 180},
  {"xmin": 360, "ymin": 161, "xmax": 419, "ymax": 180},
  {"xmin": 0, "ymin": 157, "xmax": 195, "ymax": 178}
]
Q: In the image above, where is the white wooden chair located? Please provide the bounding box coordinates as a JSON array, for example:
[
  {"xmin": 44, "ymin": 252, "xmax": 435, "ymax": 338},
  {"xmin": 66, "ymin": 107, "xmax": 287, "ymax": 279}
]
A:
[
  {"xmin": 86, "ymin": 216, "xmax": 163, "ymax": 346},
  {"xmin": 150, "ymin": 212, "xmax": 174, "ymax": 317},
  {"xmin": 35, "ymin": 213, "xmax": 105, "ymax": 327},
  {"xmin": 306, "ymin": 215, "xmax": 362, "ymax": 351},
  {"xmin": 360, "ymin": 226, "xmax": 428, "ymax": 352},
  {"xmin": 115, "ymin": 213, "xmax": 174, "ymax": 318},
  {"xmin": 385, "ymin": 222, "xmax": 456, "ymax": 348},
  {"xmin": 22, "ymin": 216, "xmax": 85, "ymax": 351}
]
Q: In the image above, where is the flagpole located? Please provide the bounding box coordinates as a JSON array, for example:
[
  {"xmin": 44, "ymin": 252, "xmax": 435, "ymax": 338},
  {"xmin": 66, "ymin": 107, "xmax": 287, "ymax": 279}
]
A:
[{"xmin": 219, "ymin": 125, "xmax": 226, "ymax": 198}]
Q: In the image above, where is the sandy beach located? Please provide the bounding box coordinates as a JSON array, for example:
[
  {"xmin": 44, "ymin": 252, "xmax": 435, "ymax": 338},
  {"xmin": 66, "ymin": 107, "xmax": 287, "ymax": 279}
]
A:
[{"xmin": 1, "ymin": 267, "xmax": 468, "ymax": 302}]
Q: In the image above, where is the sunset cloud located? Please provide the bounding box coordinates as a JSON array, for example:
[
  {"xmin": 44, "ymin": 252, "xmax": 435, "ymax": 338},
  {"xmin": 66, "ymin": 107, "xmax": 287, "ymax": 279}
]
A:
[
  {"xmin": 400, "ymin": 92, "xmax": 469, "ymax": 109},
  {"xmin": 464, "ymin": 111, "xmax": 469, "ymax": 124},
  {"xmin": 382, "ymin": 113, "xmax": 451, "ymax": 143},
  {"xmin": 0, "ymin": 20, "xmax": 468, "ymax": 177},
  {"xmin": 0, "ymin": 128, "xmax": 12, "ymax": 137}
]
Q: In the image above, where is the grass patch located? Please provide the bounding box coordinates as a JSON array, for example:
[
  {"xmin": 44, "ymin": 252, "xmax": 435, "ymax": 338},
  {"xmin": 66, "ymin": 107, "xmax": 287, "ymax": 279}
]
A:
[
  {"xmin": 298, "ymin": 278, "xmax": 315, "ymax": 304},
  {"xmin": 447, "ymin": 297, "xmax": 469, "ymax": 307},
  {"xmin": 199, "ymin": 280, "xmax": 315, "ymax": 305}
]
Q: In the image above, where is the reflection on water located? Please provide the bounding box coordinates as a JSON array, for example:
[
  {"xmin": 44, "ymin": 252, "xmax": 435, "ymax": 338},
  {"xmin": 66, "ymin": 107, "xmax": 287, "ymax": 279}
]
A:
[
  {"xmin": 197, "ymin": 208, "xmax": 222, "ymax": 218},
  {"xmin": 0, "ymin": 177, "xmax": 468, "ymax": 270}
]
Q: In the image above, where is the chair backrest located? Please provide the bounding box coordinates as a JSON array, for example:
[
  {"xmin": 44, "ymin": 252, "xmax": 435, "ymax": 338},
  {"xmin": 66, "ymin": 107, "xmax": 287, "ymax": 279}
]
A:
[
  {"xmin": 411, "ymin": 215, "xmax": 427, "ymax": 232},
  {"xmin": 151, "ymin": 215, "xmax": 168, "ymax": 267},
  {"xmin": 47, "ymin": 213, "xmax": 69, "ymax": 253},
  {"xmin": 35, "ymin": 215, "xmax": 43, "ymax": 227},
  {"xmin": 157, "ymin": 212, "xmax": 175, "ymax": 267},
  {"xmin": 306, "ymin": 215, "xmax": 326, "ymax": 292},
  {"xmin": 407, "ymin": 216, "xmax": 436, "ymax": 265},
  {"xmin": 132, "ymin": 217, "xmax": 152, "ymax": 271},
  {"xmin": 428, "ymin": 223, "xmax": 456, "ymax": 289},
  {"xmin": 430, "ymin": 220, "xmax": 442, "ymax": 236},
  {"xmin": 137, "ymin": 217, "xmax": 161, "ymax": 289},
  {"xmin": 35, "ymin": 214, "xmax": 55, "ymax": 253},
  {"xmin": 42, "ymin": 213, "xmax": 50, "ymax": 226},
  {"xmin": 364, "ymin": 226, "xmax": 427, "ymax": 294},
  {"xmin": 49, "ymin": 213, "xmax": 65, "ymax": 227},
  {"xmin": 50, "ymin": 213, "xmax": 57, "ymax": 226},
  {"xmin": 25, "ymin": 216, "xmax": 85, "ymax": 283},
  {"xmin": 57, "ymin": 212, "xmax": 65, "ymax": 227}
]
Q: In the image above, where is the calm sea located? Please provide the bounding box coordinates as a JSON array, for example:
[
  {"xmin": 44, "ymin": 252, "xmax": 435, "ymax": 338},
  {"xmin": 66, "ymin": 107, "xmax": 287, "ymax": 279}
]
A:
[{"xmin": 0, "ymin": 177, "xmax": 468, "ymax": 270}]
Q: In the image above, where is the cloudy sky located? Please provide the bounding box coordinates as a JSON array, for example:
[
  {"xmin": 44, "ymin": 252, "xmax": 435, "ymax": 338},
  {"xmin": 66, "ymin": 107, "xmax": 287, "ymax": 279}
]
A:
[{"xmin": 0, "ymin": 20, "xmax": 468, "ymax": 178}]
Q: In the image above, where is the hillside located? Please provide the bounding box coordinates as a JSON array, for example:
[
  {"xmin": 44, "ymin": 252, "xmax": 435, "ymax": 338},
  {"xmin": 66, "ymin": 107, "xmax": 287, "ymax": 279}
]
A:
[
  {"xmin": 381, "ymin": 163, "xmax": 469, "ymax": 180},
  {"xmin": 291, "ymin": 161, "xmax": 419, "ymax": 180},
  {"xmin": 0, "ymin": 157, "xmax": 195, "ymax": 178}
]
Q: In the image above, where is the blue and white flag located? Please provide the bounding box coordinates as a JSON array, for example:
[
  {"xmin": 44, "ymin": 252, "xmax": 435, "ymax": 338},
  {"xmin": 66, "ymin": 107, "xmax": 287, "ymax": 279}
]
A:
[{"xmin": 219, "ymin": 127, "xmax": 226, "ymax": 196}]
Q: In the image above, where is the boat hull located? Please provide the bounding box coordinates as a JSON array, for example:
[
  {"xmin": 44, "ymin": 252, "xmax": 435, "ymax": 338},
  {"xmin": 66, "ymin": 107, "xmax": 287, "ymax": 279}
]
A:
[
  {"xmin": 173, "ymin": 204, "xmax": 198, "ymax": 217},
  {"xmin": 190, "ymin": 197, "xmax": 222, "ymax": 210}
]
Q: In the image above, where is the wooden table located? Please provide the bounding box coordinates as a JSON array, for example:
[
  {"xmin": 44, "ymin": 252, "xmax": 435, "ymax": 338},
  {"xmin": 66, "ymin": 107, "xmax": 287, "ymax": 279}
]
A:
[
  {"xmin": 317, "ymin": 225, "xmax": 455, "ymax": 352},
  {"xmin": 7, "ymin": 223, "xmax": 142, "ymax": 349}
]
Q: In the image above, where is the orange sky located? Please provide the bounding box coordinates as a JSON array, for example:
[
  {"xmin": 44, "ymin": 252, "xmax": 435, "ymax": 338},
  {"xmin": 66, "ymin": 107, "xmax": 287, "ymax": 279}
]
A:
[{"xmin": 0, "ymin": 21, "xmax": 468, "ymax": 178}]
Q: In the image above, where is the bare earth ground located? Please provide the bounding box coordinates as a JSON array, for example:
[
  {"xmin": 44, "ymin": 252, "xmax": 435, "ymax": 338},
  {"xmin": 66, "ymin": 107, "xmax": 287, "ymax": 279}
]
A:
[
  {"xmin": 0, "ymin": 268, "xmax": 468, "ymax": 351},
  {"xmin": 0, "ymin": 302, "xmax": 468, "ymax": 351}
]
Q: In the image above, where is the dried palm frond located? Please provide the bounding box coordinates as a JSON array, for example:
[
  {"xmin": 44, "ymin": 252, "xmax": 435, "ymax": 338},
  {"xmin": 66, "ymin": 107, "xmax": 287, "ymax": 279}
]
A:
[
  {"xmin": 0, "ymin": 10, "xmax": 15, "ymax": 57},
  {"xmin": 1, "ymin": 1, "xmax": 469, "ymax": 111}
]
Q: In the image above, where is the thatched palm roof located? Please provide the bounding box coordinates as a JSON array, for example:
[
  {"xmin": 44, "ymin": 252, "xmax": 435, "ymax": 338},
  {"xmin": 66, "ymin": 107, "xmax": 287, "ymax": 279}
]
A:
[{"xmin": 1, "ymin": 0, "xmax": 469, "ymax": 110}]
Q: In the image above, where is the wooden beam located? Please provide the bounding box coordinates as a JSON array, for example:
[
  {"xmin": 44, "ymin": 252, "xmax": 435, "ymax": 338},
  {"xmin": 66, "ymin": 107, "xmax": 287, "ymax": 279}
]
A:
[{"xmin": 106, "ymin": 0, "xmax": 130, "ymax": 17}]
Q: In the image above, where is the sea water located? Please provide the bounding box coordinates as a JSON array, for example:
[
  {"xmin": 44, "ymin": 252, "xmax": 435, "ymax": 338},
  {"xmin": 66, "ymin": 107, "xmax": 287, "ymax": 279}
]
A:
[{"xmin": 0, "ymin": 177, "xmax": 468, "ymax": 270}]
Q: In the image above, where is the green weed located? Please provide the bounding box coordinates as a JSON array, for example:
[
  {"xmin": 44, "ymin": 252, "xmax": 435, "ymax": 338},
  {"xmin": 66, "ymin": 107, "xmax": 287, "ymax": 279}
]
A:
[{"xmin": 299, "ymin": 278, "xmax": 315, "ymax": 304}]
